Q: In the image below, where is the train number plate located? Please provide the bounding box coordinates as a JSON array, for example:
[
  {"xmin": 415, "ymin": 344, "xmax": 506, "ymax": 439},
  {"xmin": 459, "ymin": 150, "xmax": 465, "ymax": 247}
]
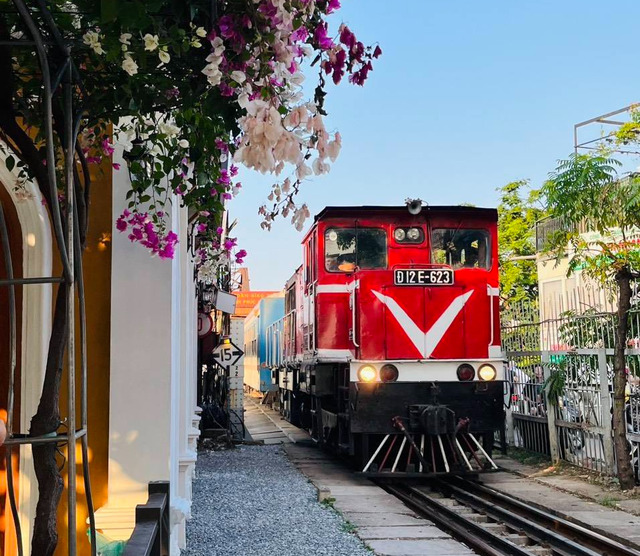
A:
[{"xmin": 394, "ymin": 268, "xmax": 454, "ymax": 286}]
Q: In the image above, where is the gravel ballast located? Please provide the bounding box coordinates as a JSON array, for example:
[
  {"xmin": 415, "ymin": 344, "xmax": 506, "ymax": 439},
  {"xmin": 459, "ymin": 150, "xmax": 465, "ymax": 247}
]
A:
[{"xmin": 183, "ymin": 445, "xmax": 372, "ymax": 556}]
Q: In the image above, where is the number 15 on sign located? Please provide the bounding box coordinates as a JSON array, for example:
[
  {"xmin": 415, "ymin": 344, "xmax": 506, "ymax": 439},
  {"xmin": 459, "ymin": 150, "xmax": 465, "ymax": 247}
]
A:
[{"xmin": 212, "ymin": 339, "xmax": 243, "ymax": 368}]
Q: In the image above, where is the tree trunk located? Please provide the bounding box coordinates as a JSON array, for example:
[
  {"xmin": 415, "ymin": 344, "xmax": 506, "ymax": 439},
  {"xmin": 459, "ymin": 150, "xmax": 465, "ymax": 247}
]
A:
[
  {"xmin": 30, "ymin": 285, "xmax": 68, "ymax": 556},
  {"xmin": 613, "ymin": 268, "xmax": 635, "ymax": 490}
]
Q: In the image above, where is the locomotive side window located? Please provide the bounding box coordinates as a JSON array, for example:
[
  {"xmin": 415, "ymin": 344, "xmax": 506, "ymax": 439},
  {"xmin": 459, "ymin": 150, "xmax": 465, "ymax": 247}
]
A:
[
  {"xmin": 431, "ymin": 228, "xmax": 490, "ymax": 269},
  {"xmin": 324, "ymin": 228, "xmax": 386, "ymax": 272}
]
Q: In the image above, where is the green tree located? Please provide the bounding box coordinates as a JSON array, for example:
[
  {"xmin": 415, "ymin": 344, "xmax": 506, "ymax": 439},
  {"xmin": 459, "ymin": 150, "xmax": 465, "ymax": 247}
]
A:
[
  {"xmin": 543, "ymin": 153, "xmax": 640, "ymax": 490},
  {"xmin": 497, "ymin": 180, "xmax": 546, "ymax": 305}
]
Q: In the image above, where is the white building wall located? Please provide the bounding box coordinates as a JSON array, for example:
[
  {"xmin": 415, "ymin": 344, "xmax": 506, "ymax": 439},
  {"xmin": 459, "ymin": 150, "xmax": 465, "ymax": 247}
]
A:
[{"xmin": 96, "ymin": 143, "xmax": 198, "ymax": 553}]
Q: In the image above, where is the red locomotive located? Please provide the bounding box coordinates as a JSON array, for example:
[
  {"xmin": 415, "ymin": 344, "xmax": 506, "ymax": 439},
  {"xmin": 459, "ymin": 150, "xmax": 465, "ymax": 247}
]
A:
[{"xmin": 266, "ymin": 202, "xmax": 505, "ymax": 475}]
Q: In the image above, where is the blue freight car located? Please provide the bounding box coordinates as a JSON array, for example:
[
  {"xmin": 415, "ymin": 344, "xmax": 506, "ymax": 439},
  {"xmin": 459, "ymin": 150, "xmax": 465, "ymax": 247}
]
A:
[{"xmin": 243, "ymin": 293, "xmax": 284, "ymax": 393}]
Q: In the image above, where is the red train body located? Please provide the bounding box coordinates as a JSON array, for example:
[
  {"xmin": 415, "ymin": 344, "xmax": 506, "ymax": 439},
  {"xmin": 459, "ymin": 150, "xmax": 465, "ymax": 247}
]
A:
[{"xmin": 267, "ymin": 204, "xmax": 506, "ymax": 475}]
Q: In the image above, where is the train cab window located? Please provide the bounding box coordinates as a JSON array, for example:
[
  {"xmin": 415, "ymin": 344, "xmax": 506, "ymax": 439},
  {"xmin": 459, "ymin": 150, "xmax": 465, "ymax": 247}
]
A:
[
  {"xmin": 431, "ymin": 228, "xmax": 490, "ymax": 269},
  {"xmin": 324, "ymin": 228, "xmax": 386, "ymax": 272}
]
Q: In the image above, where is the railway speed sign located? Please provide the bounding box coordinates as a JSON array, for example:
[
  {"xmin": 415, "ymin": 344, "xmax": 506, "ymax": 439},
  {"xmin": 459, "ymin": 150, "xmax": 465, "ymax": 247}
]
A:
[{"xmin": 212, "ymin": 338, "xmax": 244, "ymax": 369}]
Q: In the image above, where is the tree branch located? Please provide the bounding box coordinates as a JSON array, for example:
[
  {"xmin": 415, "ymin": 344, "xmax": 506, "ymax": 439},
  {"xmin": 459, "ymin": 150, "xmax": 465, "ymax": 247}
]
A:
[
  {"xmin": 0, "ymin": 20, "xmax": 52, "ymax": 207},
  {"xmin": 76, "ymin": 139, "xmax": 91, "ymax": 234},
  {"xmin": 30, "ymin": 286, "xmax": 68, "ymax": 556}
]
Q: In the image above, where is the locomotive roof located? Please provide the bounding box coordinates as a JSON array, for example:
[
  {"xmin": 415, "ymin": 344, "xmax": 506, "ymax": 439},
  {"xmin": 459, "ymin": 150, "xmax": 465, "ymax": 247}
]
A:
[{"xmin": 314, "ymin": 205, "xmax": 498, "ymax": 221}]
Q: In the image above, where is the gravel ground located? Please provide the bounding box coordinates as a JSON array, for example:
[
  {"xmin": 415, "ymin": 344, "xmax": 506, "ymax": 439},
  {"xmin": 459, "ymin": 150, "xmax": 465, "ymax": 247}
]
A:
[{"xmin": 183, "ymin": 445, "xmax": 372, "ymax": 556}]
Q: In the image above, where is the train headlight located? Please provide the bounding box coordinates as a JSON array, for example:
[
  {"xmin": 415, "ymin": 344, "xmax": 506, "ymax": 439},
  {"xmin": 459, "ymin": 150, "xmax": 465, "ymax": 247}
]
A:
[
  {"xmin": 407, "ymin": 227, "xmax": 421, "ymax": 241},
  {"xmin": 394, "ymin": 228, "xmax": 406, "ymax": 242},
  {"xmin": 380, "ymin": 364, "xmax": 399, "ymax": 382},
  {"xmin": 478, "ymin": 364, "xmax": 497, "ymax": 381},
  {"xmin": 358, "ymin": 365, "xmax": 377, "ymax": 382},
  {"xmin": 456, "ymin": 363, "xmax": 475, "ymax": 381}
]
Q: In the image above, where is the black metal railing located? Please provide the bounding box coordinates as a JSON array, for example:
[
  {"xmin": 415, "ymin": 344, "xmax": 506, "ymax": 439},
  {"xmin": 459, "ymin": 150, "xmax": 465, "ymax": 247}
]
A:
[
  {"xmin": 535, "ymin": 217, "xmax": 592, "ymax": 252},
  {"xmin": 535, "ymin": 216, "xmax": 564, "ymax": 252},
  {"xmin": 122, "ymin": 481, "xmax": 170, "ymax": 556}
]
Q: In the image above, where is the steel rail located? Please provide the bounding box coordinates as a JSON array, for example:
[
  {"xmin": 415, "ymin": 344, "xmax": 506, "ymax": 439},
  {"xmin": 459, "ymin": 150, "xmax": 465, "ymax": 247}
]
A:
[
  {"xmin": 62, "ymin": 71, "xmax": 77, "ymax": 556},
  {"xmin": 3, "ymin": 428, "xmax": 86, "ymax": 446},
  {"xmin": 73, "ymin": 187, "xmax": 97, "ymax": 555},
  {"xmin": 447, "ymin": 477, "xmax": 640, "ymax": 556},
  {"xmin": 0, "ymin": 40, "xmax": 37, "ymax": 46},
  {"xmin": 0, "ymin": 276, "xmax": 65, "ymax": 285},
  {"xmin": 383, "ymin": 483, "xmax": 531, "ymax": 556},
  {"xmin": 432, "ymin": 480, "xmax": 599, "ymax": 556},
  {"xmin": 12, "ymin": 0, "xmax": 72, "ymax": 282},
  {"xmin": 34, "ymin": 0, "xmax": 89, "ymax": 100}
]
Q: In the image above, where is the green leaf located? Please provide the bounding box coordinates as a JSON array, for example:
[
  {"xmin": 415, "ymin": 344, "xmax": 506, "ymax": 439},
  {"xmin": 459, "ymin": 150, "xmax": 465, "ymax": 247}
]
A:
[
  {"xmin": 5, "ymin": 155, "xmax": 15, "ymax": 172},
  {"xmin": 101, "ymin": 0, "xmax": 119, "ymax": 22}
]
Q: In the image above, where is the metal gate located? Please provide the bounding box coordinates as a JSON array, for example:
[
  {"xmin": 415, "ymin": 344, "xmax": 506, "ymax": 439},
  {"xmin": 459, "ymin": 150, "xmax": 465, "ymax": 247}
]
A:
[{"xmin": 501, "ymin": 298, "xmax": 640, "ymax": 480}]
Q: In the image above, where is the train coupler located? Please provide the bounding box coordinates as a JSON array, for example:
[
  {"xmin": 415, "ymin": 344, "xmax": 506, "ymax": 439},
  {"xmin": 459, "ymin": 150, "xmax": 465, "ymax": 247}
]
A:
[{"xmin": 408, "ymin": 404, "xmax": 455, "ymax": 435}]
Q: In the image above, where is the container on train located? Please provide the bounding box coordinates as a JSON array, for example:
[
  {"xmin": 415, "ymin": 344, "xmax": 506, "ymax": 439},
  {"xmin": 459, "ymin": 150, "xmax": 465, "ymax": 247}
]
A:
[{"xmin": 243, "ymin": 294, "xmax": 284, "ymax": 393}]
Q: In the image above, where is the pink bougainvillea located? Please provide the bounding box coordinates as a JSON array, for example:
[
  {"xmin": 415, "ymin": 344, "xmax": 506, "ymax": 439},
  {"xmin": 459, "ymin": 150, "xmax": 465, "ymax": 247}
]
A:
[
  {"xmin": 115, "ymin": 209, "xmax": 179, "ymax": 260},
  {"xmin": 73, "ymin": 0, "xmax": 378, "ymax": 272}
]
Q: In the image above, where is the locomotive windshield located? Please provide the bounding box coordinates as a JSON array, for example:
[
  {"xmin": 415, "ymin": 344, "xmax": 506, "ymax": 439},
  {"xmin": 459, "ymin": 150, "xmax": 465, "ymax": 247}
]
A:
[
  {"xmin": 431, "ymin": 228, "xmax": 490, "ymax": 269},
  {"xmin": 324, "ymin": 228, "xmax": 386, "ymax": 272}
]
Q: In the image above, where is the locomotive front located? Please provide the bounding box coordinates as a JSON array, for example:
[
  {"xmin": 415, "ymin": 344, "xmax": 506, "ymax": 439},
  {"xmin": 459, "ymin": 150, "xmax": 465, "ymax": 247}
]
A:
[{"xmin": 276, "ymin": 204, "xmax": 505, "ymax": 476}]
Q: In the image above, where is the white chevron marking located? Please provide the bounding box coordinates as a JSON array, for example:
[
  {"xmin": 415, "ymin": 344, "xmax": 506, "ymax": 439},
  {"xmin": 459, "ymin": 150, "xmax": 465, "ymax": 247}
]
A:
[{"xmin": 372, "ymin": 289, "xmax": 474, "ymax": 358}]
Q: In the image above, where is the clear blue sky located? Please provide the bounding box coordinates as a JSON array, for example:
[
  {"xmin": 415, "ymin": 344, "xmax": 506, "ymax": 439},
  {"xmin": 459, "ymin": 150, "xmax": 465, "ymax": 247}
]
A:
[{"xmin": 230, "ymin": 0, "xmax": 640, "ymax": 291}]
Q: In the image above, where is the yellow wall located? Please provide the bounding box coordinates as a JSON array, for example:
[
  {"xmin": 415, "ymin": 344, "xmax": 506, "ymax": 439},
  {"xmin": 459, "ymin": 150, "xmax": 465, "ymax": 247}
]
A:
[
  {"xmin": 537, "ymin": 254, "xmax": 614, "ymax": 321},
  {"xmin": 54, "ymin": 158, "xmax": 112, "ymax": 556}
]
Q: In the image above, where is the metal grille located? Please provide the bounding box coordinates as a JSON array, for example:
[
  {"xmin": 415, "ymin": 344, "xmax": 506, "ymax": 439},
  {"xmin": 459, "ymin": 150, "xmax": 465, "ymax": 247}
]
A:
[
  {"xmin": 502, "ymin": 302, "xmax": 550, "ymax": 455},
  {"xmin": 266, "ymin": 310, "xmax": 296, "ymax": 368},
  {"xmin": 0, "ymin": 2, "xmax": 96, "ymax": 554},
  {"xmin": 535, "ymin": 217, "xmax": 590, "ymax": 253},
  {"xmin": 628, "ymin": 394, "xmax": 640, "ymax": 482},
  {"xmin": 266, "ymin": 317, "xmax": 284, "ymax": 368},
  {"xmin": 502, "ymin": 297, "xmax": 640, "ymax": 481},
  {"xmin": 553, "ymin": 354, "xmax": 609, "ymax": 473}
]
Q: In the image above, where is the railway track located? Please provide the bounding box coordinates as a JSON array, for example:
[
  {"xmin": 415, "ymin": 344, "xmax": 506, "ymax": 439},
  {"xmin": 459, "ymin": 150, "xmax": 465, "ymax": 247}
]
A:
[{"xmin": 382, "ymin": 477, "xmax": 640, "ymax": 556}]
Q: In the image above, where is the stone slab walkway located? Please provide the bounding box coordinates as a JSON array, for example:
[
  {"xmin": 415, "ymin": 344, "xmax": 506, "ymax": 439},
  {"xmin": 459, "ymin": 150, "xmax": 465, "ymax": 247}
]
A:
[
  {"xmin": 283, "ymin": 443, "xmax": 475, "ymax": 556},
  {"xmin": 243, "ymin": 397, "xmax": 310, "ymax": 444}
]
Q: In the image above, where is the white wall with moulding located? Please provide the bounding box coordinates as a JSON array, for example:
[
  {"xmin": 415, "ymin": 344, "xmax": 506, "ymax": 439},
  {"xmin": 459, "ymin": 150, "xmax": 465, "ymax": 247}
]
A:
[
  {"xmin": 96, "ymin": 137, "xmax": 198, "ymax": 554},
  {"xmin": 0, "ymin": 152, "xmax": 53, "ymax": 555}
]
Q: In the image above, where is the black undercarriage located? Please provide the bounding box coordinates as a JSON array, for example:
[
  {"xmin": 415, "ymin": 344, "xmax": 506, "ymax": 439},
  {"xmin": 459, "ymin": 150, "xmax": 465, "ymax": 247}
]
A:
[{"xmin": 275, "ymin": 364, "xmax": 506, "ymax": 475}]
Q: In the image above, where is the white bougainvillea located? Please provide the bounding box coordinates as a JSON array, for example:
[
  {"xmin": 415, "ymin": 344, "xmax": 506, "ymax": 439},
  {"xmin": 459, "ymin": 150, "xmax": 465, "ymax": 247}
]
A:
[{"xmin": 16, "ymin": 0, "xmax": 380, "ymax": 279}]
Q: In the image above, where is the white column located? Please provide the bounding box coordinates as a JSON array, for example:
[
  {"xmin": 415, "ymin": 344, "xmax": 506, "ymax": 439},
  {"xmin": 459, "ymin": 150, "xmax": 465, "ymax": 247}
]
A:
[
  {"xmin": 169, "ymin": 196, "xmax": 182, "ymax": 555},
  {"xmin": 173, "ymin": 203, "xmax": 200, "ymax": 553},
  {"xmin": 98, "ymin": 140, "xmax": 200, "ymax": 552},
  {"xmin": 96, "ymin": 147, "xmax": 173, "ymax": 541}
]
